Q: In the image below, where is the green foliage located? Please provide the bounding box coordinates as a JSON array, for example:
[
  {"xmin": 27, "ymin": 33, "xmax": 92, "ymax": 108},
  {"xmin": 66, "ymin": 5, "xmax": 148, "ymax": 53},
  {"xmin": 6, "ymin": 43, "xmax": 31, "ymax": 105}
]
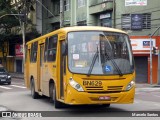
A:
[{"xmin": 0, "ymin": 0, "xmax": 11, "ymax": 11}]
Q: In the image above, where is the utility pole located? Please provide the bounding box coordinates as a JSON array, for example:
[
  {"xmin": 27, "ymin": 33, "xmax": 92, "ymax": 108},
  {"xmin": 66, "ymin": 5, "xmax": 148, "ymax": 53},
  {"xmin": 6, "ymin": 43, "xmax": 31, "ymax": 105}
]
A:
[
  {"xmin": 21, "ymin": 21, "xmax": 25, "ymax": 65},
  {"xmin": 60, "ymin": 0, "xmax": 64, "ymax": 28},
  {"xmin": 149, "ymin": 26, "xmax": 160, "ymax": 85}
]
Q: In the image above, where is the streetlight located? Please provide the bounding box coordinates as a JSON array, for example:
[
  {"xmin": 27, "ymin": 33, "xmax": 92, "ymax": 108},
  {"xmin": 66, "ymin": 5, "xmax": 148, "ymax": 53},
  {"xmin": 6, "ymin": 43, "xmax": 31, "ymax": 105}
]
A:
[{"xmin": 0, "ymin": 13, "xmax": 26, "ymax": 67}]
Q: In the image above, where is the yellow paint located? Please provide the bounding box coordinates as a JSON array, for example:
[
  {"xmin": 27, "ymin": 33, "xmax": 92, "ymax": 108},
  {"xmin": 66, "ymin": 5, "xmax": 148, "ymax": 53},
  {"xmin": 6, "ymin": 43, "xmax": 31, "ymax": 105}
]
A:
[{"xmin": 24, "ymin": 26, "xmax": 135, "ymax": 106}]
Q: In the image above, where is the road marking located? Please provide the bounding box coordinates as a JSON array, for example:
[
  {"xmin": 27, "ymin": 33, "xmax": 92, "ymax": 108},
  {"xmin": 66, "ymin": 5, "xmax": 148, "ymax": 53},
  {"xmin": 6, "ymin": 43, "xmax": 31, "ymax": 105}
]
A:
[
  {"xmin": 154, "ymin": 95, "xmax": 160, "ymax": 98},
  {"xmin": 154, "ymin": 104, "xmax": 160, "ymax": 107},
  {"xmin": 0, "ymin": 86, "xmax": 12, "ymax": 90},
  {"xmin": 10, "ymin": 85, "xmax": 26, "ymax": 89}
]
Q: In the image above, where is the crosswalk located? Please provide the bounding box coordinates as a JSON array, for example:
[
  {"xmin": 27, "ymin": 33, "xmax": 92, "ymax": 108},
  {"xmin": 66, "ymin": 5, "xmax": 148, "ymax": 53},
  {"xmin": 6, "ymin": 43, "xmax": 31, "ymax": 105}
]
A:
[{"xmin": 0, "ymin": 84, "xmax": 27, "ymax": 91}]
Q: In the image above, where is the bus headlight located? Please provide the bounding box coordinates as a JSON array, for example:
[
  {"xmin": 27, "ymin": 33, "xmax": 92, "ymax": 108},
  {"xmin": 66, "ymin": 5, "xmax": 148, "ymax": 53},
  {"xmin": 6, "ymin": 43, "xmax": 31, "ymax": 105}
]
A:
[
  {"xmin": 126, "ymin": 80, "xmax": 135, "ymax": 91},
  {"xmin": 69, "ymin": 78, "xmax": 84, "ymax": 92}
]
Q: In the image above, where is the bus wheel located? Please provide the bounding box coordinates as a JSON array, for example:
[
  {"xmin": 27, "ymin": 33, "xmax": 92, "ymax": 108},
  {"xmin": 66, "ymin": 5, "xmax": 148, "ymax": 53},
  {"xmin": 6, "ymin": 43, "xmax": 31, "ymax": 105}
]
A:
[
  {"xmin": 50, "ymin": 83, "xmax": 64, "ymax": 108},
  {"xmin": 30, "ymin": 78, "xmax": 39, "ymax": 99}
]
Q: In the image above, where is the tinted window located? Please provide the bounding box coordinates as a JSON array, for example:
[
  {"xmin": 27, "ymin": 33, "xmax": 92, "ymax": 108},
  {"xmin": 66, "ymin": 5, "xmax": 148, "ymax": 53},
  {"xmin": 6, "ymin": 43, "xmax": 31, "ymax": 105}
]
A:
[
  {"xmin": 30, "ymin": 42, "xmax": 38, "ymax": 63},
  {"xmin": 44, "ymin": 38, "xmax": 49, "ymax": 62},
  {"xmin": 47, "ymin": 35, "xmax": 58, "ymax": 62},
  {"xmin": 0, "ymin": 67, "xmax": 6, "ymax": 73}
]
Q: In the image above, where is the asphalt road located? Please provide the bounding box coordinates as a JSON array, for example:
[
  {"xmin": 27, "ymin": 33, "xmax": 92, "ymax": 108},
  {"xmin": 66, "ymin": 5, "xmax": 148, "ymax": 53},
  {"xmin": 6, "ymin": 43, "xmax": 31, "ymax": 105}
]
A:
[{"xmin": 0, "ymin": 78, "xmax": 160, "ymax": 120}]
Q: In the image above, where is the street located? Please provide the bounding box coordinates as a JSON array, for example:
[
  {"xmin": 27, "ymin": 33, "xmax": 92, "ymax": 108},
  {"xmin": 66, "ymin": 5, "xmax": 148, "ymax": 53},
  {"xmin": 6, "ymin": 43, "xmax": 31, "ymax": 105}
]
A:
[{"xmin": 0, "ymin": 78, "xmax": 160, "ymax": 120}]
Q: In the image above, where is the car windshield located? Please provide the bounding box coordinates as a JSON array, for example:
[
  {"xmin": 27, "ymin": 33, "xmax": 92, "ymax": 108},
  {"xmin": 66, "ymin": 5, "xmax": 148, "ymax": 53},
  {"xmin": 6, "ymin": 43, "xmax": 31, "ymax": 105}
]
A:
[
  {"xmin": 68, "ymin": 31, "xmax": 134, "ymax": 75},
  {"xmin": 0, "ymin": 67, "xmax": 6, "ymax": 73}
]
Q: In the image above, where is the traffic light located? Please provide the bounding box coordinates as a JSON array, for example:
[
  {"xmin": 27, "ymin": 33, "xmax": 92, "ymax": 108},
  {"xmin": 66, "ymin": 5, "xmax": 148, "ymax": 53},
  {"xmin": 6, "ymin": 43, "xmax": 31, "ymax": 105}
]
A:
[{"xmin": 153, "ymin": 47, "xmax": 157, "ymax": 55}]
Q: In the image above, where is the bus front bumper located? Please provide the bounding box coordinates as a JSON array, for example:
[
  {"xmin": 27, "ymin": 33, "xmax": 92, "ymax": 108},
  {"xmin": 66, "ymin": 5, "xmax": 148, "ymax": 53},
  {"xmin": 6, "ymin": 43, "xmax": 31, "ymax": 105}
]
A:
[{"xmin": 65, "ymin": 86, "xmax": 135, "ymax": 105}]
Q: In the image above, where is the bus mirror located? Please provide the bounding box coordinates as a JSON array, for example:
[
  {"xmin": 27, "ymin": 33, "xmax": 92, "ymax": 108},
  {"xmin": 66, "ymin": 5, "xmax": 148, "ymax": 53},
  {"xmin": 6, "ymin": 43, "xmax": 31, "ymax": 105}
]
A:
[{"xmin": 62, "ymin": 42, "xmax": 67, "ymax": 56}]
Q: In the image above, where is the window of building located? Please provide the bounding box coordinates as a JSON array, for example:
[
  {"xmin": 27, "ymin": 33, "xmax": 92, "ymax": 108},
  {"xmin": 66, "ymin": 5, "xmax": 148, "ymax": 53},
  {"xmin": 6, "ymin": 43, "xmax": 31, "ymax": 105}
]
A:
[
  {"xmin": 100, "ymin": 13, "xmax": 112, "ymax": 27},
  {"xmin": 77, "ymin": 0, "xmax": 85, "ymax": 8},
  {"xmin": 47, "ymin": 35, "xmax": 58, "ymax": 62},
  {"xmin": 121, "ymin": 14, "xmax": 131, "ymax": 30},
  {"xmin": 30, "ymin": 42, "xmax": 38, "ymax": 63},
  {"xmin": 121, "ymin": 13, "xmax": 151, "ymax": 30},
  {"xmin": 64, "ymin": 0, "xmax": 69, "ymax": 11},
  {"xmin": 53, "ymin": 1, "xmax": 60, "ymax": 15},
  {"xmin": 142, "ymin": 13, "xmax": 151, "ymax": 29}
]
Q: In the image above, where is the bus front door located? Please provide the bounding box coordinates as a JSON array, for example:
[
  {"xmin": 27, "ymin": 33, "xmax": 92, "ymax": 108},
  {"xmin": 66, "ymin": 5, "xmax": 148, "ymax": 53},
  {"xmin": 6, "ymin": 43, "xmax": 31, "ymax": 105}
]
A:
[
  {"xmin": 59, "ymin": 41, "xmax": 66, "ymax": 100},
  {"xmin": 38, "ymin": 44, "xmax": 44, "ymax": 92}
]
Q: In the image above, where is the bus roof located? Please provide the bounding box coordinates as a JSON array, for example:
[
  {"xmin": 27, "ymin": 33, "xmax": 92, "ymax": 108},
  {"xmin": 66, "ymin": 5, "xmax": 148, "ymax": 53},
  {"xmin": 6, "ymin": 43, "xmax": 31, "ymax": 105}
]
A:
[
  {"xmin": 62, "ymin": 26, "xmax": 126, "ymax": 33},
  {"xmin": 27, "ymin": 26, "xmax": 127, "ymax": 44}
]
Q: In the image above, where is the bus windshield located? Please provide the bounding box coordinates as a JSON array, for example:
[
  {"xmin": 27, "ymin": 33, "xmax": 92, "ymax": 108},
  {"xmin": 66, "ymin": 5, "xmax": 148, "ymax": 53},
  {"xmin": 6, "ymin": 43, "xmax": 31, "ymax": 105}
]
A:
[{"xmin": 68, "ymin": 31, "xmax": 134, "ymax": 75}]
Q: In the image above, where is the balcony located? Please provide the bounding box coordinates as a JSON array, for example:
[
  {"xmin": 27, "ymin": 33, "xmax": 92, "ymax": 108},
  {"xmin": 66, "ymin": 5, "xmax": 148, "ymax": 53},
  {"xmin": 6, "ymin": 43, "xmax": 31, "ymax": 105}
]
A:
[{"xmin": 89, "ymin": 1, "xmax": 113, "ymax": 14}]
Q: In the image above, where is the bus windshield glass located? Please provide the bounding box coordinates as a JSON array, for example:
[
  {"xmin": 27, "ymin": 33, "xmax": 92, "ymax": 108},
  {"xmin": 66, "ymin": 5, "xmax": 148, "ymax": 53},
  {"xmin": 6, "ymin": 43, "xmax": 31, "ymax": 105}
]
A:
[{"xmin": 68, "ymin": 31, "xmax": 134, "ymax": 75}]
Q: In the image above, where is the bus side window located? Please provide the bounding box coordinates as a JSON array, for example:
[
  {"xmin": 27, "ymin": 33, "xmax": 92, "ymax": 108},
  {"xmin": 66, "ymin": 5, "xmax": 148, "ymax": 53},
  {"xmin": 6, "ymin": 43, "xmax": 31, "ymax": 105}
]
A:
[
  {"xmin": 47, "ymin": 35, "xmax": 58, "ymax": 62},
  {"xmin": 44, "ymin": 38, "xmax": 49, "ymax": 62},
  {"xmin": 30, "ymin": 42, "xmax": 38, "ymax": 63}
]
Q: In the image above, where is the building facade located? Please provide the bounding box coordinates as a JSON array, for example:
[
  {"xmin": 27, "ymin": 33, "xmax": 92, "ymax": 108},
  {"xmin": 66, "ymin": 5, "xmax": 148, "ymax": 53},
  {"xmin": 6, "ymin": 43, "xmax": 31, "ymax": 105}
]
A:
[
  {"xmin": 115, "ymin": 0, "xmax": 160, "ymax": 84},
  {"xmin": 38, "ymin": 0, "xmax": 160, "ymax": 84},
  {"xmin": 0, "ymin": 0, "xmax": 37, "ymax": 73}
]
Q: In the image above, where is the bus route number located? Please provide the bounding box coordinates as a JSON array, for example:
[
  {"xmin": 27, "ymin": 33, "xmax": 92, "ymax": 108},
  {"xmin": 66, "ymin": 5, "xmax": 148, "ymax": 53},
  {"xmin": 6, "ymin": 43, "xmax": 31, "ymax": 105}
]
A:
[{"xmin": 83, "ymin": 80, "xmax": 102, "ymax": 87}]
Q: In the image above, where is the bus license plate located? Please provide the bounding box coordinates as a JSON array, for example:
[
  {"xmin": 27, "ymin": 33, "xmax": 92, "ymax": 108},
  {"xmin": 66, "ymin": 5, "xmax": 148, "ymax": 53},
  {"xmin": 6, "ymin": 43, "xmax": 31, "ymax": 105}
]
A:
[
  {"xmin": 83, "ymin": 80, "xmax": 102, "ymax": 87},
  {"xmin": 99, "ymin": 96, "xmax": 111, "ymax": 100}
]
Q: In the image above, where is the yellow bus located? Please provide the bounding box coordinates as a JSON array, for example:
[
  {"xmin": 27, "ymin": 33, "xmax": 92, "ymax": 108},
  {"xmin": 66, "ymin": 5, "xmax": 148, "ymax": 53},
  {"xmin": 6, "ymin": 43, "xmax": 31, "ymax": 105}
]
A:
[{"xmin": 24, "ymin": 26, "xmax": 135, "ymax": 108}]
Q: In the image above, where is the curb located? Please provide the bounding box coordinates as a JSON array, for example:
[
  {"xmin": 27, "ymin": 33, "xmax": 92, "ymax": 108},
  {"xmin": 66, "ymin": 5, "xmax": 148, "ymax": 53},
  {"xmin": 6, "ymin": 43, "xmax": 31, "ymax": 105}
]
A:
[
  {"xmin": 11, "ymin": 76, "xmax": 24, "ymax": 79},
  {"xmin": 0, "ymin": 106, "xmax": 8, "ymax": 111},
  {"xmin": 9, "ymin": 73, "xmax": 24, "ymax": 79}
]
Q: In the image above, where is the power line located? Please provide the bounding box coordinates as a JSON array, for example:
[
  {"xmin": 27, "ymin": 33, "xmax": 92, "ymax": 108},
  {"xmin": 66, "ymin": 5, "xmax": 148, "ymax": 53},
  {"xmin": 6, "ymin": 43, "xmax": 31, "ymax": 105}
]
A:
[{"xmin": 36, "ymin": 0, "xmax": 54, "ymax": 16}]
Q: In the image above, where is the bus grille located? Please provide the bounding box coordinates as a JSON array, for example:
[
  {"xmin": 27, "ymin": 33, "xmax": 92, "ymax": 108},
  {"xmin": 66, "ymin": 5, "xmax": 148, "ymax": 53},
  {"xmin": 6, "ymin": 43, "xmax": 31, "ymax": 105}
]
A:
[
  {"xmin": 107, "ymin": 86, "xmax": 123, "ymax": 91},
  {"xmin": 85, "ymin": 86, "xmax": 123, "ymax": 93}
]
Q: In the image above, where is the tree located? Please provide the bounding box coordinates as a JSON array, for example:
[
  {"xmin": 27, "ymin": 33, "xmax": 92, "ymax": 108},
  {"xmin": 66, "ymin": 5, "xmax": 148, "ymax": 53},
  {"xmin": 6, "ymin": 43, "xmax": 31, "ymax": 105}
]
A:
[{"xmin": 0, "ymin": 0, "xmax": 39, "ymax": 67}]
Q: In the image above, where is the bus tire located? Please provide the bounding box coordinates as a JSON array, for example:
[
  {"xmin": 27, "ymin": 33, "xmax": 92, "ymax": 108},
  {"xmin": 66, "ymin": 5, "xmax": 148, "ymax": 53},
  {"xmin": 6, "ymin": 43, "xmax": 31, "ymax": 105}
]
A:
[
  {"xmin": 50, "ymin": 83, "xmax": 64, "ymax": 108},
  {"xmin": 30, "ymin": 78, "xmax": 39, "ymax": 99}
]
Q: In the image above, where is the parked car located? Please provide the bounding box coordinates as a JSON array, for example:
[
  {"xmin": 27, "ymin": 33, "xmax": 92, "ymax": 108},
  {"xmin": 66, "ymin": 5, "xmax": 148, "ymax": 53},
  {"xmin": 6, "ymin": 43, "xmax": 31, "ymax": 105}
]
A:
[{"xmin": 0, "ymin": 65, "xmax": 11, "ymax": 85}]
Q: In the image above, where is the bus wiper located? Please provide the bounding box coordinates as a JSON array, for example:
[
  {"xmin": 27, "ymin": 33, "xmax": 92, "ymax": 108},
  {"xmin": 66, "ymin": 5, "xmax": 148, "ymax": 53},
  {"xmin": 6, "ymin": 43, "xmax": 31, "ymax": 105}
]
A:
[
  {"xmin": 87, "ymin": 45, "xmax": 99, "ymax": 76},
  {"xmin": 105, "ymin": 51, "xmax": 123, "ymax": 76},
  {"xmin": 101, "ymin": 33, "xmax": 123, "ymax": 76}
]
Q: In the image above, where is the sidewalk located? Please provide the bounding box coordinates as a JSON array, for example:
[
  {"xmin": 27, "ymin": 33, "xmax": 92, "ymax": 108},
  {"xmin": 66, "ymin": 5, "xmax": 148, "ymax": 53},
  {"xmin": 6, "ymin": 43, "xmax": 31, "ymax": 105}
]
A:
[
  {"xmin": 135, "ymin": 83, "xmax": 160, "ymax": 92},
  {"xmin": 136, "ymin": 83, "xmax": 160, "ymax": 88},
  {"xmin": 9, "ymin": 72, "xmax": 24, "ymax": 79}
]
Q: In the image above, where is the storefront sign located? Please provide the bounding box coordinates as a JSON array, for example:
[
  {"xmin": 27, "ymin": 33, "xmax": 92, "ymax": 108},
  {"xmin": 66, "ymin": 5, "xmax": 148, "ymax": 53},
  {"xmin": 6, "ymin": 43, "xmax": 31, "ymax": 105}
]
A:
[
  {"xmin": 15, "ymin": 44, "xmax": 23, "ymax": 57},
  {"xmin": 125, "ymin": 0, "xmax": 147, "ymax": 6},
  {"xmin": 131, "ymin": 14, "xmax": 143, "ymax": 30},
  {"xmin": 100, "ymin": 13, "xmax": 111, "ymax": 19},
  {"xmin": 131, "ymin": 39, "xmax": 156, "ymax": 54}
]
